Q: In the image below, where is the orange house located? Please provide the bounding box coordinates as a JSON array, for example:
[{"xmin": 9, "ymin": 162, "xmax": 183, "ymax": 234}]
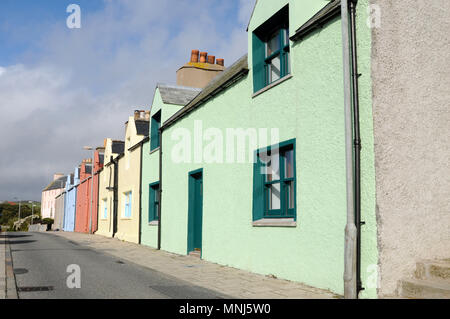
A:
[{"xmin": 75, "ymin": 149, "xmax": 104, "ymax": 233}]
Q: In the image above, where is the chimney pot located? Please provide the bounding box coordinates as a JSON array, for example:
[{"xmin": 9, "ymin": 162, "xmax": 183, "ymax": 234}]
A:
[
  {"xmin": 207, "ymin": 55, "xmax": 215, "ymax": 64},
  {"xmin": 216, "ymin": 58, "xmax": 224, "ymax": 67},
  {"xmin": 191, "ymin": 50, "xmax": 199, "ymax": 63},
  {"xmin": 199, "ymin": 52, "xmax": 208, "ymax": 63}
]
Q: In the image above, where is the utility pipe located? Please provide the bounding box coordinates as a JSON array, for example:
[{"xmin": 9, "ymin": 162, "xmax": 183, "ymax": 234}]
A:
[
  {"xmin": 157, "ymin": 128, "xmax": 162, "ymax": 250},
  {"xmin": 341, "ymin": 0, "xmax": 358, "ymax": 299}
]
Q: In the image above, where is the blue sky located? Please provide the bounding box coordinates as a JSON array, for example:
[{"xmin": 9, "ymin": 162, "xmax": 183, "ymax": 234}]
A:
[{"xmin": 0, "ymin": 0, "xmax": 255, "ymax": 200}]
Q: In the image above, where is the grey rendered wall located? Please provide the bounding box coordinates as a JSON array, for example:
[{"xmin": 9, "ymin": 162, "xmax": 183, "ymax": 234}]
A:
[{"xmin": 371, "ymin": 0, "xmax": 450, "ymax": 296}]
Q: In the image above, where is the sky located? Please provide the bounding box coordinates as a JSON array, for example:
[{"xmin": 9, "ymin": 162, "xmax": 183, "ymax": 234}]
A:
[{"xmin": 0, "ymin": 0, "xmax": 256, "ymax": 201}]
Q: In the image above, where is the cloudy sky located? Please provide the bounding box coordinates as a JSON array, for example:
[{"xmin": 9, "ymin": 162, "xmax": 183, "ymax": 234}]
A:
[{"xmin": 0, "ymin": 0, "xmax": 255, "ymax": 201}]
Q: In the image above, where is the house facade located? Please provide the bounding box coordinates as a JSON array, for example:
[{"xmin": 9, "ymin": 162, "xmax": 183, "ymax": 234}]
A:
[
  {"xmin": 96, "ymin": 139, "xmax": 125, "ymax": 238},
  {"xmin": 63, "ymin": 167, "xmax": 80, "ymax": 232},
  {"xmin": 115, "ymin": 111, "xmax": 149, "ymax": 244},
  {"xmin": 75, "ymin": 160, "xmax": 93, "ymax": 233},
  {"xmin": 53, "ymin": 191, "xmax": 66, "ymax": 231},
  {"xmin": 41, "ymin": 174, "xmax": 67, "ymax": 219}
]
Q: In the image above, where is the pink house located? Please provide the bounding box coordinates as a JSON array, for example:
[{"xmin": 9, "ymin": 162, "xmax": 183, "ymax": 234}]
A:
[{"xmin": 41, "ymin": 173, "xmax": 67, "ymax": 219}]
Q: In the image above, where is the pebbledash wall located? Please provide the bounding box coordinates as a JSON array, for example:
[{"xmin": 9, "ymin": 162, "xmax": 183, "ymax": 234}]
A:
[
  {"xmin": 158, "ymin": 0, "xmax": 377, "ymax": 298},
  {"xmin": 371, "ymin": 0, "xmax": 450, "ymax": 296}
]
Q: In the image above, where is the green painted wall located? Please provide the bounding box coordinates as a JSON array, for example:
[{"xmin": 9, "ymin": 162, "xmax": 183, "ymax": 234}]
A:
[
  {"xmin": 141, "ymin": 88, "xmax": 185, "ymax": 248},
  {"xmin": 159, "ymin": 0, "xmax": 377, "ymax": 298}
]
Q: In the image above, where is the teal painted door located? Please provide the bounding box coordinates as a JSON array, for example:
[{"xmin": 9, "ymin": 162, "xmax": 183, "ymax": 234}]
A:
[{"xmin": 188, "ymin": 170, "xmax": 203, "ymax": 254}]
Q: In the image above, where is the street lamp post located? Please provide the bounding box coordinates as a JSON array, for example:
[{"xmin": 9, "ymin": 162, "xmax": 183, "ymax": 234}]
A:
[
  {"xmin": 83, "ymin": 146, "xmax": 94, "ymax": 234},
  {"xmin": 29, "ymin": 201, "xmax": 35, "ymax": 225}
]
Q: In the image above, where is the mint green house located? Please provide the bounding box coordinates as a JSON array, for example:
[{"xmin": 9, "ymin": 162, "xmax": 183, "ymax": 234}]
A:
[
  {"xmin": 143, "ymin": 0, "xmax": 378, "ymax": 298},
  {"xmin": 141, "ymin": 84, "xmax": 201, "ymax": 248}
]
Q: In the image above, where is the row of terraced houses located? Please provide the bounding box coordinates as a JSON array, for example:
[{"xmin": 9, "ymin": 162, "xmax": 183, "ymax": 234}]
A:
[{"xmin": 40, "ymin": 0, "xmax": 450, "ymax": 299}]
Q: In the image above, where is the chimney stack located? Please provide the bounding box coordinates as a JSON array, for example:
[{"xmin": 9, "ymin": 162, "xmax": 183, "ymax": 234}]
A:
[
  {"xmin": 134, "ymin": 110, "xmax": 148, "ymax": 121},
  {"xmin": 53, "ymin": 173, "xmax": 64, "ymax": 181},
  {"xmin": 177, "ymin": 50, "xmax": 226, "ymax": 88}
]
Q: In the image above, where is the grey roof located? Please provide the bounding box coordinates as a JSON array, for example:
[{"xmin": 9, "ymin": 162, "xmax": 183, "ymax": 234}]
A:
[
  {"xmin": 135, "ymin": 120, "xmax": 149, "ymax": 136},
  {"xmin": 43, "ymin": 176, "xmax": 67, "ymax": 192},
  {"xmin": 112, "ymin": 141, "xmax": 125, "ymax": 154},
  {"xmin": 157, "ymin": 84, "xmax": 201, "ymax": 106},
  {"xmin": 163, "ymin": 54, "xmax": 249, "ymax": 130},
  {"xmin": 290, "ymin": 0, "xmax": 341, "ymax": 42}
]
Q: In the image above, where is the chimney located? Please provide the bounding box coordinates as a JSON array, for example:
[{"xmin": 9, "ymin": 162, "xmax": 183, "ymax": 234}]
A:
[
  {"xmin": 134, "ymin": 110, "xmax": 148, "ymax": 121},
  {"xmin": 176, "ymin": 50, "xmax": 226, "ymax": 89},
  {"xmin": 103, "ymin": 138, "xmax": 108, "ymax": 148},
  {"xmin": 207, "ymin": 55, "xmax": 215, "ymax": 64},
  {"xmin": 82, "ymin": 158, "xmax": 92, "ymax": 164},
  {"xmin": 190, "ymin": 50, "xmax": 199, "ymax": 63},
  {"xmin": 216, "ymin": 59, "xmax": 224, "ymax": 67},
  {"xmin": 53, "ymin": 173, "xmax": 64, "ymax": 181}
]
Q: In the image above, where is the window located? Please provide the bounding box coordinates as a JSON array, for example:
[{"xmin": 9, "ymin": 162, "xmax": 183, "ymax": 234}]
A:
[
  {"xmin": 252, "ymin": 5, "xmax": 290, "ymax": 93},
  {"xmin": 102, "ymin": 199, "xmax": 107, "ymax": 219},
  {"xmin": 123, "ymin": 191, "xmax": 132, "ymax": 218},
  {"xmin": 148, "ymin": 183, "xmax": 160, "ymax": 223},
  {"xmin": 252, "ymin": 139, "xmax": 296, "ymax": 221},
  {"xmin": 150, "ymin": 111, "xmax": 161, "ymax": 151}
]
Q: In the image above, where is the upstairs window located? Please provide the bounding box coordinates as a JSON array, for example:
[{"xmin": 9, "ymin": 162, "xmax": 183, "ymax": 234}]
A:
[
  {"xmin": 150, "ymin": 111, "xmax": 161, "ymax": 151},
  {"xmin": 252, "ymin": 5, "xmax": 290, "ymax": 93}
]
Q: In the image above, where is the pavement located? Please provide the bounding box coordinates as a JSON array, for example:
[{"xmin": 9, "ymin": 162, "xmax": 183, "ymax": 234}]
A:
[{"xmin": 1, "ymin": 231, "xmax": 338, "ymax": 299}]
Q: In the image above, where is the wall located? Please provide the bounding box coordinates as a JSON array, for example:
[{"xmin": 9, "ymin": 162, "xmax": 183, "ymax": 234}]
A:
[
  {"xmin": 75, "ymin": 164, "xmax": 92, "ymax": 234},
  {"xmin": 371, "ymin": 0, "xmax": 450, "ymax": 296},
  {"xmin": 53, "ymin": 193, "xmax": 65, "ymax": 230},
  {"xmin": 64, "ymin": 169, "xmax": 79, "ymax": 232},
  {"xmin": 159, "ymin": 0, "xmax": 376, "ymax": 297}
]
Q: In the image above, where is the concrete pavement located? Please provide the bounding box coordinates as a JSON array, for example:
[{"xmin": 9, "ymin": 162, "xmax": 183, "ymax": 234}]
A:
[{"xmin": 50, "ymin": 231, "xmax": 338, "ymax": 299}]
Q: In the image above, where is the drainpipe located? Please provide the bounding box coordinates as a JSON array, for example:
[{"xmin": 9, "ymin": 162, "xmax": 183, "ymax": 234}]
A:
[
  {"xmin": 113, "ymin": 157, "xmax": 119, "ymax": 237},
  {"xmin": 138, "ymin": 144, "xmax": 143, "ymax": 244},
  {"xmin": 349, "ymin": 0, "xmax": 364, "ymax": 296},
  {"xmin": 341, "ymin": 0, "xmax": 358, "ymax": 299},
  {"xmin": 157, "ymin": 128, "xmax": 162, "ymax": 250}
]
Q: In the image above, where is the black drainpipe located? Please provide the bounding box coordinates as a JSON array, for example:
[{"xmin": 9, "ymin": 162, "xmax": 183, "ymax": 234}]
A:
[
  {"xmin": 138, "ymin": 143, "xmax": 143, "ymax": 244},
  {"xmin": 113, "ymin": 156, "xmax": 119, "ymax": 237},
  {"xmin": 349, "ymin": 0, "xmax": 364, "ymax": 296},
  {"xmin": 157, "ymin": 128, "xmax": 162, "ymax": 250}
]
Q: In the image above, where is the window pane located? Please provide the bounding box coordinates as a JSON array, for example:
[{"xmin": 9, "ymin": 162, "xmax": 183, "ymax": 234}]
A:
[
  {"xmin": 267, "ymin": 32, "xmax": 280, "ymax": 56},
  {"xmin": 287, "ymin": 181, "xmax": 295, "ymax": 209},
  {"xmin": 284, "ymin": 149, "xmax": 294, "ymax": 178},
  {"xmin": 266, "ymin": 151, "xmax": 280, "ymax": 182},
  {"xmin": 268, "ymin": 55, "xmax": 281, "ymax": 83},
  {"xmin": 269, "ymin": 183, "xmax": 281, "ymax": 210}
]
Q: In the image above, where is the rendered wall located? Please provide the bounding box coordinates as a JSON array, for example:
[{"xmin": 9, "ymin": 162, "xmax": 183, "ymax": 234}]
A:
[
  {"xmin": 371, "ymin": 0, "xmax": 450, "ymax": 296},
  {"xmin": 75, "ymin": 164, "xmax": 92, "ymax": 234},
  {"xmin": 53, "ymin": 193, "xmax": 65, "ymax": 230}
]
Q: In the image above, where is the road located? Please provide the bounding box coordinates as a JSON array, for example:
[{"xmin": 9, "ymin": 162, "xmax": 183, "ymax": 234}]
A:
[{"xmin": 5, "ymin": 232, "xmax": 227, "ymax": 299}]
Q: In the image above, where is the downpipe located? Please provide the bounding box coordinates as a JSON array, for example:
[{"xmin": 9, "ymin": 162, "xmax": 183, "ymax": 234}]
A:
[{"xmin": 341, "ymin": 0, "xmax": 358, "ymax": 299}]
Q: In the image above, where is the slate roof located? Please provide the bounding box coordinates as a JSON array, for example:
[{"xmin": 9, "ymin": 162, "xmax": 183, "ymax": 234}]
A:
[
  {"xmin": 43, "ymin": 176, "xmax": 67, "ymax": 192},
  {"xmin": 290, "ymin": 0, "xmax": 341, "ymax": 42},
  {"xmin": 135, "ymin": 120, "xmax": 149, "ymax": 136},
  {"xmin": 157, "ymin": 84, "xmax": 201, "ymax": 106},
  {"xmin": 112, "ymin": 141, "xmax": 125, "ymax": 154},
  {"xmin": 163, "ymin": 54, "xmax": 249, "ymax": 130}
]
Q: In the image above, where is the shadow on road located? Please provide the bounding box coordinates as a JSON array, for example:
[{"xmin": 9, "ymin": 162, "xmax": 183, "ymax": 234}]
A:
[
  {"xmin": 0, "ymin": 234, "xmax": 33, "ymax": 239},
  {"xmin": 8, "ymin": 240, "xmax": 37, "ymax": 245}
]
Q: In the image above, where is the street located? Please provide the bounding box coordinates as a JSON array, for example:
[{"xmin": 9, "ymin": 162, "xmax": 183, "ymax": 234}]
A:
[{"xmin": 5, "ymin": 232, "xmax": 228, "ymax": 299}]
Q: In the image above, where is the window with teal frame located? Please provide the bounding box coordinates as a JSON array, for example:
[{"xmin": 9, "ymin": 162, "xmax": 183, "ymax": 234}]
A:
[
  {"xmin": 148, "ymin": 182, "xmax": 160, "ymax": 223},
  {"xmin": 150, "ymin": 111, "xmax": 161, "ymax": 151},
  {"xmin": 252, "ymin": 139, "xmax": 296, "ymax": 221},
  {"xmin": 252, "ymin": 5, "xmax": 290, "ymax": 93}
]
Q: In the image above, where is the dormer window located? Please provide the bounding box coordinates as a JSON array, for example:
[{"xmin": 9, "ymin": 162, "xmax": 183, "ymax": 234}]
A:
[{"xmin": 252, "ymin": 5, "xmax": 290, "ymax": 93}]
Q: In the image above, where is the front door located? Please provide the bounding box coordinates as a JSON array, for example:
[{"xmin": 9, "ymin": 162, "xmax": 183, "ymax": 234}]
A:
[{"xmin": 188, "ymin": 170, "xmax": 203, "ymax": 255}]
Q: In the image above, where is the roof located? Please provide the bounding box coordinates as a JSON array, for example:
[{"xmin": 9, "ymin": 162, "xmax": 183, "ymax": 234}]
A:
[
  {"xmin": 163, "ymin": 54, "xmax": 249, "ymax": 130},
  {"xmin": 157, "ymin": 84, "xmax": 201, "ymax": 106},
  {"xmin": 290, "ymin": 0, "xmax": 341, "ymax": 42},
  {"xmin": 135, "ymin": 120, "xmax": 149, "ymax": 136},
  {"xmin": 111, "ymin": 141, "xmax": 125, "ymax": 154},
  {"xmin": 43, "ymin": 176, "xmax": 67, "ymax": 192}
]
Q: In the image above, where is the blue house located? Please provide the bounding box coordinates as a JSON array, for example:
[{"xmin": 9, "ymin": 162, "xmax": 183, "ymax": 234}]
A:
[{"xmin": 63, "ymin": 167, "xmax": 80, "ymax": 232}]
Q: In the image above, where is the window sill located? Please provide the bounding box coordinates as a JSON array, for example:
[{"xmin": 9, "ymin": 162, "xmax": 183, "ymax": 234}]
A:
[
  {"xmin": 120, "ymin": 217, "xmax": 133, "ymax": 220},
  {"xmin": 252, "ymin": 74, "xmax": 293, "ymax": 98},
  {"xmin": 150, "ymin": 147, "xmax": 160, "ymax": 155},
  {"xmin": 252, "ymin": 218, "xmax": 296, "ymax": 227},
  {"xmin": 148, "ymin": 220, "xmax": 159, "ymax": 226}
]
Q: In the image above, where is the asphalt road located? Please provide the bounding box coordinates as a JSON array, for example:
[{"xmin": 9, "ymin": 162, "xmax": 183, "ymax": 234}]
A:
[{"xmin": 6, "ymin": 232, "xmax": 227, "ymax": 299}]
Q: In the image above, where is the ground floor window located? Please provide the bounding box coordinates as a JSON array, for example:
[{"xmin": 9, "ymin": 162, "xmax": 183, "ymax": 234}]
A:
[
  {"xmin": 252, "ymin": 139, "xmax": 296, "ymax": 221},
  {"xmin": 149, "ymin": 182, "xmax": 160, "ymax": 222},
  {"xmin": 102, "ymin": 199, "xmax": 108, "ymax": 219},
  {"xmin": 123, "ymin": 191, "xmax": 132, "ymax": 218}
]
